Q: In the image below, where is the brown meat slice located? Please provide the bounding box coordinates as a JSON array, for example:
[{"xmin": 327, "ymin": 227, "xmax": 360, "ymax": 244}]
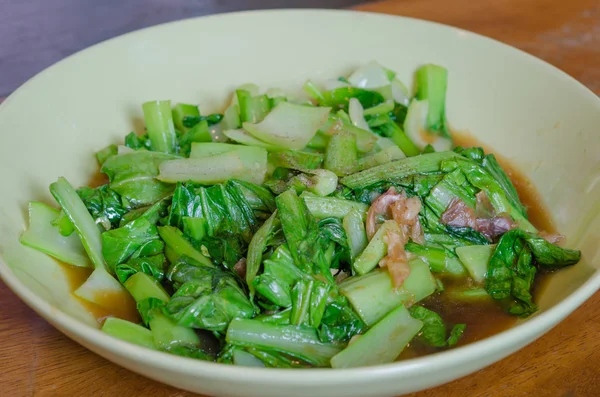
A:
[
  {"xmin": 391, "ymin": 195, "xmax": 424, "ymax": 244},
  {"xmin": 440, "ymin": 193, "xmax": 518, "ymax": 240},
  {"xmin": 366, "ymin": 187, "xmax": 404, "ymax": 239},
  {"xmin": 379, "ymin": 228, "xmax": 411, "ymax": 288},
  {"xmin": 476, "ymin": 214, "xmax": 516, "ymax": 240},
  {"xmin": 367, "ymin": 188, "xmax": 425, "ymax": 288},
  {"xmin": 440, "ymin": 198, "xmax": 477, "ymax": 229}
]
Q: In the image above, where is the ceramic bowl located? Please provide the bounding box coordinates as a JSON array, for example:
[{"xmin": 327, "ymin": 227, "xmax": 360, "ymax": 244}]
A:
[{"xmin": 0, "ymin": 9, "xmax": 598, "ymax": 397}]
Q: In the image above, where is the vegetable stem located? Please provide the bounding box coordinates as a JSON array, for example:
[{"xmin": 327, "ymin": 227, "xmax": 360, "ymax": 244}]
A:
[{"xmin": 142, "ymin": 100, "xmax": 178, "ymax": 154}]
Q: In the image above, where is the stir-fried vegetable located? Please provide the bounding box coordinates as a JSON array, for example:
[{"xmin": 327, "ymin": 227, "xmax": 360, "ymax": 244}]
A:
[{"xmin": 20, "ymin": 61, "xmax": 581, "ymax": 368}]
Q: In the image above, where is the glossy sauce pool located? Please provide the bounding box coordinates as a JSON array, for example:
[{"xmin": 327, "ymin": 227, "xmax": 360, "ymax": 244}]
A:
[{"xmin": 59, "ymin": 132, "xmax": 558, "ymax": 358}]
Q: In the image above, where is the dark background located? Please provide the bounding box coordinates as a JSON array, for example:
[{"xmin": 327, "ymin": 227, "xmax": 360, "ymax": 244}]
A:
[{"xmin": 0, "ymin": 0, "xmax": 362, "ymax": 97}]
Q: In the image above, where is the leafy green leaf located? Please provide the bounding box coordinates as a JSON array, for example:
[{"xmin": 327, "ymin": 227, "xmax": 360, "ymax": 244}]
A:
[
  {"xmin": 114, "ymin": 254, "xmax": 166, "ymax": 284},
  {"xmin": 320, "ymin": 87, "xmax": 384, "ymax": 110},
  {"xmin": 481, "ymin": 154, "xmax": 528, "ymax": 219},
  {"xmin": 276, "ymin": 189, "xmax": 330, "ymax": 278},
  {"xmin": 246, "ymin": 211, "xmax": 280, "ymax": 295},
  {"xmin": 290, "ymin": 279, "xmax": 330, "ymax": 328},
  {"xmin": 252, "ymin": 245, "xmax": 307, "ymax": 308},
  {"xmin": 101, "ymin": 151, "xmax": 178, "ymax": 207},
  {"xmin": 101, "ymin": 217, "xmax": 164, "ymax": 271},
  {"xmin": 77, "ymin": 185, "xmax": 128, "ymax": 230},
  {"xmin": 447, "ymin": 324, "xmax": 466, "ymax": 347},
  {"xmin": 182, "ymin": 113, "xmax": 223, "ymax": 128},
  {"xmin": 124, "ymin": 132, "xmax": 151, "ymax": 150},
  {"xmin": 318, "ymin": 295, "xmax": 365, "ymax": 343},
  {"xmin": 485, "ymin": 229, "xmax": 580, "ymax": 317},
  {"xmin": 137, "ymin": 297, "xmax": 166, "ymax": 327},
  {"xmin": 118, "ymin": 197, "xmax": 170, "ymax": 227},
  {"xmin": 409, "ymin": 306, "xmax": 465, "ymax": 347},
  {"xmin": 164, "ymin": 258, "xmax": 255, "ymax": 332},
  {"xmin": 166, "ymin": 182, "xmax": 259, "ymax": 244}
]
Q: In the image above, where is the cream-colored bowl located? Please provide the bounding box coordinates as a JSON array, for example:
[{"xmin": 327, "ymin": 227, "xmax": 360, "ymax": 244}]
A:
[{"xmin": 0, "ymin": 9, "xmax": 598, "ymax": 397}]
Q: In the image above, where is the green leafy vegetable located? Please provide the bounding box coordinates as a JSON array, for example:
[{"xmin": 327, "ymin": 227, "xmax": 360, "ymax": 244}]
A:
[
  {"xmin": 101, "ymin": 317, "xmax": 155, "ymax": 349},
  {"xmin": 164, "ymin": 258, "xmax": 255, "ymax": 332},
  {"xmin": 77, "ymin": 185, "xmax": 128, "ymax": 230},
  {"xmin": 324, "ymin": 131, "xmax": 358, "ymax": 176},
  {"xmin": 172, "ymin": 103, "xmax": 200, "ymax": 133},
  {"xmin": 50, "ymin": 177, "xmax": 107, "ymax": 271},
  {"xmin": 226, "ymin": 319, "xmax": 342, "ymax": 367},
  {"xmin": 20, "ymin": 61, "xmax": 583, "ymax": 367},
  {"xmin": 142, "ymin": 100, "xmax": 178, "ymax": 154},
  {"xmin": 158, "ymin": 225, "xmax": 213, "ymax": 267},
  {"xmin": 409, "ymin": 306, "xmax": 465, "ymax": 347},
  {"xmin": 243, "ymin": 102, "xmax": 331, "ymax": 150},
  {"xmin": 330, "ymin": 305, "xmax": 423, "ymax": 368},
  {"xmin": 246, "ymin": 211, "xmax": 280, "ymax": 295},
  {"xmin": 340, "ymin": 151, "xmax": 460, "ymax": 189},
  {"xmin": 404, "ymin": 242, "xmax": 465, "ymax": 275},
  {"xmin": 182, "ymin": 113, "xmax": 223, "ymax": 128},
  {"xmin": 101, "ymin": 217, "xmax": 164, "ymax": 272},
  {"xmin": 415, "ymin": 64, "xmax": 450, "ymax": 138},
  {"xmin": 319, "ymin": 87, "xmax": 384, "ymax": 110},
  {"xmin": 96, "ymin": 144, "xmax": 118, "ymax": 165},
  {"xmin": 115, "ymin": 254, "xmax": 165, "ymax": 284},
  {"xmin": 101, "ymin": 151, "xmax": 177, "ymax": 207},
  {"xmin": 341, "ymin": 259, "xmax": 437, "ymax": 326},
  {"xmin": 123, "ymin": 271, "xmax": 170, "ymax": 303},
  {"xmin": 485, "ymin": 229, "xmax": 580, "ymax": 316},
  {"xmin": 269, "ymin": 150, "xmax": 323, "ymax": 170},
  {"xmin": 20, "ymin": 202, "xmax": 91, "ymax": 268}
]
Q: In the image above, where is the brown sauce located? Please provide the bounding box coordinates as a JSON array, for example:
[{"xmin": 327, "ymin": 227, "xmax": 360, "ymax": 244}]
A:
[
  {"xmin": 88, "ymin": 171, "xmax": 109, "ymax": 188},
  {"xmin": 61, "ymin": 262, "xmax": 140, "ymax": 325}
]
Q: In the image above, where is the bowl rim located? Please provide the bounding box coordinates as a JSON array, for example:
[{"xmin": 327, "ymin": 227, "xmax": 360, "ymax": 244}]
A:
[{"xmin": 1, "ymin": 7, "xmax": 599, "ymax": 385}]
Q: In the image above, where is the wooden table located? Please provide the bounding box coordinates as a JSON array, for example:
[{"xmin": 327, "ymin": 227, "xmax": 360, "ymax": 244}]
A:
[{"xmin": 1, "ymin": 0, "xmax": 599, "ymax": 396}]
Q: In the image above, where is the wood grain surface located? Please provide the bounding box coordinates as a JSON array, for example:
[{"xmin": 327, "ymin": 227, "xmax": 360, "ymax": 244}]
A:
[{"xmin": 1, "ymin": 0, "xmax": 599, "ymax": 396}]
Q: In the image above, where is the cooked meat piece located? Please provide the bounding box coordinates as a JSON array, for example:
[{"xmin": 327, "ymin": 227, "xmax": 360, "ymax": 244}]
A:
[
  {"xmin": 379, "ymin": 228, "xmax": 411, "ymax": 288},
  {"xmin": 440, "ymin": 198, "xmax": 477, "ymax": 229},
  {"xmin": 476, "ymin": 214, "xmax": 516, "ymax": 240},
  {"xmin": 366, "ymin": 187, "xmax": 405, "ymax": 239},
  {"xmin": 391, "ymin": 195, "xmax": 424, "ymax": 244},
  {"xmin": 441, "ymin": 193, "xmax": 517, "ymax": 240},
  {"xmin": 367, "ymin": 188, "xmax": 425, "ymax": 288}
]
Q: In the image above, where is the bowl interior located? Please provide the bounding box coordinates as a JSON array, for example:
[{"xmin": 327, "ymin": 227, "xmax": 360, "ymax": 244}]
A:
[{"xmin": 0, "ymin": 9, "xmax": 598, "ymax": 393}]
